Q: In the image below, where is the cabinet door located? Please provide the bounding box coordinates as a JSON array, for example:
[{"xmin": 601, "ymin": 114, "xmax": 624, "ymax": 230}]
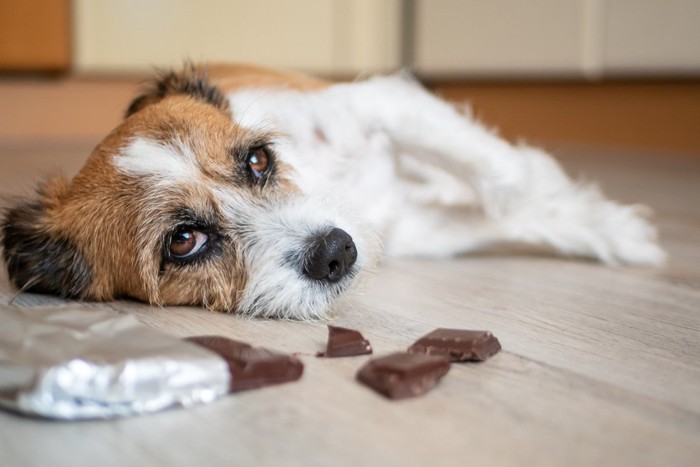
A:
[
  {"xmin": 603, "ymin": 0, "xmax": 700, "ymax": 76},
  {"xmin": 412, "ymin": 0, "xmax": 586, "ymax": 78},
  {"xmin": 0, "ymin": 0, "xmax": 71, "ymax": 71},
  {"xmin": 73, "ymin": 0, "xmax": 401, "ymax": 75},
  {"xmin": 412, "ymin": 0, "xmax": 700, "ymax": 78}
]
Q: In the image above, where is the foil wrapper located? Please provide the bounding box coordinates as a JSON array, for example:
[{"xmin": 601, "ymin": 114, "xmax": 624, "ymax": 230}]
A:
[{"xmin": 0, "ymin": 306, "xmax": 230, "ymax": 420}]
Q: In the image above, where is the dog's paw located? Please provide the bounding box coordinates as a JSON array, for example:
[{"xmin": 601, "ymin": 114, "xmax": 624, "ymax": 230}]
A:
[
  {"xmin": 504, "ymin": 185, "xmax": 666, "ymax": 267},
  {"xmin": 592, "ymin": 202, "xmax": 666, "ymax": 266}
]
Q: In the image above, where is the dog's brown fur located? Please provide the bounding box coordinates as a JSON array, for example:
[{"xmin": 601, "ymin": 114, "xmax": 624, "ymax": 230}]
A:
[{"xmin": 2, "ymin": 65, "xmax": 305, "ymax": 310}]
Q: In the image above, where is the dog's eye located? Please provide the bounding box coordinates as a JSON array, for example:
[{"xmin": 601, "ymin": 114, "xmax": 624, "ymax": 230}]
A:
[
  {"xmin": 247, "ymin": 147, "xmax": 269, "ymax": 178},
  {"xmin": 169, "ymin": 227, "xmax": 208, "ymax": 258}
]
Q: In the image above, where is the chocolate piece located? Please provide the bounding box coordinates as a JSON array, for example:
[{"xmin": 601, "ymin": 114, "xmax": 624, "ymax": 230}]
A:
[
  {"xmin": 408, "ymin": 328, "xmax": 501, "ymax": 362},
  {"xmin": 185, "ymin": 335, "xmax": 251, "ymax": 352},
  {"xmin": 320, "ymin": 325, "xmax": 372, "ymax": 357},
  {"xmin": 186, "ymin": 335, "xmax": 303, "ymax": 392},
  {"xmin": 356, "ymin": 352, "xmax": 450, "ymax": 399}
]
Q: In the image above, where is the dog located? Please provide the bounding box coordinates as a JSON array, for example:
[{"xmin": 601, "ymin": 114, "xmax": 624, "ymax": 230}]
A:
[{"xmin": 1, "ymin": 63, "xmax": 665, "ymax": 319}]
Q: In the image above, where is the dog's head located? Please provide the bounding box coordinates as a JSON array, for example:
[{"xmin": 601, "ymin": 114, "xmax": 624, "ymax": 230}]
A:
[{"xmin": 1, "ymin": 66, "xmax": 376, "ymax": 318}]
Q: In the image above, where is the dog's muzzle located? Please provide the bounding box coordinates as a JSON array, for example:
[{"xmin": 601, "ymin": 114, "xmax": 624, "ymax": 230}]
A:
[{"xmin": 303, "ymin": 228, "xmax": 357, "ymax": 283}]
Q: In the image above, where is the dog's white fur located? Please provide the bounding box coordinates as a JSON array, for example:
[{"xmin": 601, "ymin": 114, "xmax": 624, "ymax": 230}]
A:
[
  {"xmin": 118, "ymin": 73, "xmax": 664, "ymax": 318},
  {"xmin": 224, "ymin": 74, "xmax": 664, "ymax": 265},
  {"xmin": 2, "ymin": 68, "xmax": 665, "ymax": 320}
]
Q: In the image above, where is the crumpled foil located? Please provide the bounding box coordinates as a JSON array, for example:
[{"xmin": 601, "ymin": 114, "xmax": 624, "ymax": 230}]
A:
[{"xmin": 0, "ymin": 306, "xmax": 230, "ymax": 420}]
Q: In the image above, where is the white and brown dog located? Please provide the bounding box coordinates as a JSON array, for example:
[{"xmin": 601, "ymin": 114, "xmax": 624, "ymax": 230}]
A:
[{"xmin": 1, "ymin": 64, "xmax": 664, "ymax": 319}]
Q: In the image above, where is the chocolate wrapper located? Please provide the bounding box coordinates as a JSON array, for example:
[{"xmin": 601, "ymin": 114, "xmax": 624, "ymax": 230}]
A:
[{"xmin": 0, "ymin": 306, "xmax": 230, "ymax": 420}]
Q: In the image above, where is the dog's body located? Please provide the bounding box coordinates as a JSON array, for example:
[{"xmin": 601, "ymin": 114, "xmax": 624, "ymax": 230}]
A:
[{"xmin": 1, "ymin": 64, "xmax": 664, "ymax": 318}]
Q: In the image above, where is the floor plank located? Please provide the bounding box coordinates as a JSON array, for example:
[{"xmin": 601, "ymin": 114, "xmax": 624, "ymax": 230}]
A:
[{"xmin": 1, "ymin": 109, "xmax": 699, "ymax": 466}]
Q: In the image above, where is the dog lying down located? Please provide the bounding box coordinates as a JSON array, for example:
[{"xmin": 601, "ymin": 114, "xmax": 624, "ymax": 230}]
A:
[{"xmin": 1, "ymin": 63, "xmax": 664, "ymax": 319}]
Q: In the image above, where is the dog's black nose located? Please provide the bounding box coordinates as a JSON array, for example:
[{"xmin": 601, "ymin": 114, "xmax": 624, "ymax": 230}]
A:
[{"xmin": 304, "ymin": 228, "xmax": 357, "ymax": 283}]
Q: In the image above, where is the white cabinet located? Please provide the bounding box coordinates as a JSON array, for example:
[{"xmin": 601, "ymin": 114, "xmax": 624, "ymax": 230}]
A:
[
  {"xmin": 603, "ymin": 0, "xmax": 700, "ymax": 75},
  {"xmin": 73, "ymin": 0, "xmax": 402, "ymax": 75},
  {"xmin": 412, "ymin": 0, "xmax": 700, "ymax": 78},
  {"xmin": 73, "ymin": 0, "xmax": 699, "ymax": 78},
  {"xmin": 413, "ymin": 0, "xmax": 587, "ymax": 77}
]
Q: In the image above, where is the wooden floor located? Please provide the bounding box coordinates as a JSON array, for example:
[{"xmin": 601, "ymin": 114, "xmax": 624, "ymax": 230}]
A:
[{"xmin": 0, "ymin": 79, "xmax": 699, "ymax": 467}]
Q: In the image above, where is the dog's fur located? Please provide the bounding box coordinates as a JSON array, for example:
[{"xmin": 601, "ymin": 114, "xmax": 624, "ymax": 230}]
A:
[{"xmin": 1, "ymin": 63, "xmax": 665, "ymax": 319}]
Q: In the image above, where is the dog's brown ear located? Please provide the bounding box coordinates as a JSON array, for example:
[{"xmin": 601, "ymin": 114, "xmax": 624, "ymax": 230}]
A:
[
  {"xmin": 1, "ymin": 178, "xmax": 93, "ymax": 298},
  {"xmin": 125, "ymin": 64, "xmax": 230, "ymax": 117}
]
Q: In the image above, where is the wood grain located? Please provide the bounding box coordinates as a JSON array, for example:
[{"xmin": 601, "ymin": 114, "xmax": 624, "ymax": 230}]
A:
[{"xmin": 433, "ymin": 81, "xmax": 700, "ymax": 155}]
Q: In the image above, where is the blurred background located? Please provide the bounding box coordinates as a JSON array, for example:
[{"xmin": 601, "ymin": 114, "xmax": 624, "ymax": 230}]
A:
[{"xmin": 0, "ymin": 0, "xmax": 699, "ymax": 170}]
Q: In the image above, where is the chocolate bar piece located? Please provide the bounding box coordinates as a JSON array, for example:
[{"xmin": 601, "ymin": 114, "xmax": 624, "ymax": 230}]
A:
[
  {"xmin": 185, "ymin": 335, "xmax": 251, "ymax": 352},
  {"xmin": 186, "ymin": 335, "xmax": 303, "ymax": 392},
  {"xmin": 320, "ymin": 325, "xmax": 372, "ymax": 357},
  {"xmin": 356, "ymin": 352, "xmax": 450, "ymax": 399},
  {"xmin": 408, "ymin": 328, "xmax": 501, "ymax": 362}
]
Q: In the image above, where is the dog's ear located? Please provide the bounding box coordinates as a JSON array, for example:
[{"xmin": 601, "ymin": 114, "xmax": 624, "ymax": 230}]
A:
[
  {"xmin": 125, "ymin": 64, "xmax": 230, "ymax": 117},
  {"xmin": 1, "ymin": 177, "xmax": 93, "ymax": 298}
]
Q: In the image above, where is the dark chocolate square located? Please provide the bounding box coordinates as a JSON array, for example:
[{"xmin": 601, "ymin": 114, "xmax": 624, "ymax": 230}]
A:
[
  {"xmin": 408, "ymin": 328, "xmax": 501, "ymax": 361},
  {"xmin": 356, "ymin": 352, "xmax": 450, "ymax": 399},
  {"xmin": 320, "ymin": 325, "xmax": 372, "ymax": 357}
]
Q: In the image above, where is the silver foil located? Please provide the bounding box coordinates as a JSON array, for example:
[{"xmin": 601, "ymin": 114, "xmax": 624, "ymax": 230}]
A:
[{"xmin": 0, "ymin": 306, "xmax": 230, "ymax": 420}]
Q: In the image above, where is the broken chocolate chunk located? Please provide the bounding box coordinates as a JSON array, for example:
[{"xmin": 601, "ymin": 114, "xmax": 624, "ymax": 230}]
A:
[
  {"xmin": 356, "ymin": 352, "xmax": 450, "ymax": 399},
  {"xmin": 320, "ymin": 325, "xmax": 372, "ymax": 357},
  {"xmin": 186, "ymin": 335, "xmax": 303, "ymax": 392},
  {"xmin": 408, "ymin": 328, "xmax": 501, "ymax": 362},
  {"xmin": 185, "ymin": 335, "xmax": 251, "ymax": 352}
]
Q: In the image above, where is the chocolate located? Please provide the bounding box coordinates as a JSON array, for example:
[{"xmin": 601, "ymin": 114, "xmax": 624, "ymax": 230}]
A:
[
  {"xmin": 356, "ymin": 352, "xmax": 450, "ymax": 399},
  {"xmin": 320, "ymin": 325, "xmax": 372, "ymax": 357},
  {"xmin": 185, "ymin": 335, "xmax": 251, "ymax": 352},
  {"xmin": 186, "ymin": 335, "xmax": 303, "ymax": 392},
  {"xmin": 408, "ymin": 328, "xmax": 501, "ymax": 362}
]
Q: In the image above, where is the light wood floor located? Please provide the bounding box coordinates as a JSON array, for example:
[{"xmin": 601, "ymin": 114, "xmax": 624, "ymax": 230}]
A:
[{"xmin": 0, "ymin": 80, "xmax": 699, "ymax": 467}]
